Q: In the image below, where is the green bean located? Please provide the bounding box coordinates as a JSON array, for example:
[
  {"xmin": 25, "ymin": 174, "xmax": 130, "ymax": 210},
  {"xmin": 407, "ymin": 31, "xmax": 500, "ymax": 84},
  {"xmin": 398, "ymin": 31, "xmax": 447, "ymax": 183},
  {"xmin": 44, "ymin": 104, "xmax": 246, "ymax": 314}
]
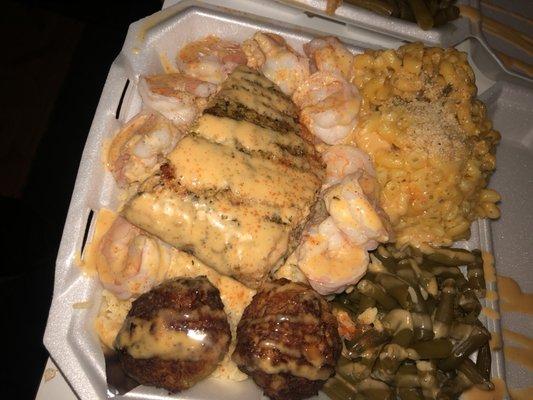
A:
[
  {"xmin": 346, "ymin": 330, "xmax": 390, "ymax": 359},
  {"xmin": 376, "ymin": 273, "xmax": 414, "ymax": 309},
  {"xmin": 398, "ymin": 0, "xmax": 416, "ymax": 22},
  {"xmin": 357, "ymin": 377, "xmax": 395, "ymax": 400},
  {"xmin": 433, "ymin": 9, "xmax": 449, "ymax": 27},
  {"xmin": 466, "ymin": 250, "xmax": 486, "ymax": 298},
  {"xmin": 426, "ymin": 0, "xmax": 439, "ymax": 14},
  {"xmin": 333, "ymin": 295, "xmax": 359, "ymax": 315},
  {"xmin": 344, "ymin": 0, "xmax": 399, "ymax": 17},
  {"xmin": 393, "ymin": 329, "xmax": 415, "ymax": 347},
  {"xmin": 436, "ymin": 375, "xmax": 469, "ymax": 400},
  {"xmin": 434, "ymin": 279, "xmax": 456, "ymax": 338},
  {"xmin": 425, "ymin": 248, "xmax": 475, "ymax": 266},
  {"xmin": 457, "ymin": 358, "xmax": 494, "ymax": 391},
  {"xmin": 412, "ymin": 312, "xmax": 434, "ymax": 341},
  {"xmin": 445, "ymin": 5, "xmax": 460, "ymax": 21},
  {"xmin": 458, "ymin": 288, "xmax": 482, "ymax": 320},
  {"xmin": 351, "ymin": 344, "xmax": 385, "ymax": 380},
  {"xmin": 476, "ymin": 343, "xmax": 492, "ymax": 380},
  {"xmin": 382, "ymin": 309, "xmax": 415, "ymax": 347},
  {"xmin": 421, "ymin": 264, "xmax": 468, "ymax": 288},
  {"xmin": 323, "ymin": 376, "xmax": 361, "ymax": 400},
  {"xmin": 408, "ymin": 0, "xmax": 434, "ymax": 29},
  {"xmin": 438, "ymin": 325, "xmax": 490, "ymax": 371},
  {"xmin": 397, "ymin": 387, "xmax": 424, "ymax": 400},
  {"xmin": 372, "ymin": 343, "xmax": 409, "ymax": 382},
  {"xmin": 408, "ymin": 258, "xmax": 439, "ymax": 298},
  {"xmin": 409, "ymin": 338, "xmax": 453, "ymax": 359},
  {"xmin": 394, "ymin": 364, "xmax": 421, "ymax": 388},
  {"xmin": 416, "ymin": 361, "xmax": 440, "ymax": 399},
  {"xmin": 357, "ymin": 279, "xmax": 400, "ymax": 310},
  {"xmin": 357, "ymin": 294, "xmax": 377, "ymax": 314}
]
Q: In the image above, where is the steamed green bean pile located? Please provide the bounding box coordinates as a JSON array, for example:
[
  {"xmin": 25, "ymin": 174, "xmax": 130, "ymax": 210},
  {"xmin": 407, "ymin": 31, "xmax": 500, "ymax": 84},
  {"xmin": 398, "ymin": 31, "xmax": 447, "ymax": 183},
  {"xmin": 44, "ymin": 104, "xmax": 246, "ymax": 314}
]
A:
[
  {"xmin": 336, "ymin": 0, "xmax": 460, "ymax": 30},
  {"xmin": 324, "ymin": 245, "xmax": 493, "ymax": 400}
]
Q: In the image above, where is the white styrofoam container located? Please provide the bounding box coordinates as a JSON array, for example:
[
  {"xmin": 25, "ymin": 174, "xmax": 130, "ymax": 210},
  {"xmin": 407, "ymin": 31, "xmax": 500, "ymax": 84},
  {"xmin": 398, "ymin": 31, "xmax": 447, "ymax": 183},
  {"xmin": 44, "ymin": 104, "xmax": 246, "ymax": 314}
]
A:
[
  {"xmin": 273, "ymin": 0, "xmax": 475, "ymax": 46},
  {"xmin": 43, "ymin": 1, "xmax": 533, "ymax": 399}
]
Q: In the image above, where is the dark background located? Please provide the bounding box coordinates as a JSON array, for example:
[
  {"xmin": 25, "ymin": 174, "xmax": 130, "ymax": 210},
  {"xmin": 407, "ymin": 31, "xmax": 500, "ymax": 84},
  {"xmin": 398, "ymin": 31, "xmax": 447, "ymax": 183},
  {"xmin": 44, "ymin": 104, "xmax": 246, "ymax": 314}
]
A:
[{"xmin": 0, "ymin": 1, "xmax": 161, "ymax": 398}]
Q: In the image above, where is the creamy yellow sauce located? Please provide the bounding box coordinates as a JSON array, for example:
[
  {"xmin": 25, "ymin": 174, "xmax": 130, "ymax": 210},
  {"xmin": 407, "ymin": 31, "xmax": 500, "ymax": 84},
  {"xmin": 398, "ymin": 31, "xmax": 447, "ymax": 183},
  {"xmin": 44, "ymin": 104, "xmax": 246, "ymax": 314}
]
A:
[
  {"xmin": 168, "ymin": 135, "xmax": 319, "ymax": 213},
  {"xmin": 193, "ymin": 114, "xmax": 315, "ymax": 171},
  {"xmin": 88, "ymin": 210, "xmax": 255, "ymax": 381},
  {"xmin": 489, "ymin": 331, "xmax": 503, "ymax": 351},
  {"xmin": 482, "ymin": 307, "xmax": 501, "ymax": 320},
  {"xmin": 482, "ymin": 252, "xmax": 496, "ymax": 283},
  {"xmin": 509, "ymin": 387, "xmax": 533, "ymax": 400},
  {"xmin": 123, "ymin": 187, "xmax": 291, "ymax": 288},
  {"xmin": 461, "ymin": 378, "xmax": 508, "ymax": 400},
  {"xmin": 116, "ymin": 308, "xmax": 215, "ymax": 361},
  {"xmin": 80, "ymin": 208, "xmax": 118, "ymax": 277},
  {"xmin": 502, "ymin": 328, "xmax": 533, "ymax": 371},
  {"xmin": 497, "ymin": 275, "xmax": 533, "ymax": 314}
]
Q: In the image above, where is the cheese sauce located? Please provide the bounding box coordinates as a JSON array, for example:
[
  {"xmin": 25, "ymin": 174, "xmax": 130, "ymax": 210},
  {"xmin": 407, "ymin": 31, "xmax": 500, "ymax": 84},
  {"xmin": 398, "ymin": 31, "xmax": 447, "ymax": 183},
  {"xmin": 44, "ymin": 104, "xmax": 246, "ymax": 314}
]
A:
[
  {"xmin": 123, "ymin": 66, "xmax": 324, "ymax": 288},
  {"xmin": 115, "ymin": 308, "xmax": 211, "ymax": 361}
]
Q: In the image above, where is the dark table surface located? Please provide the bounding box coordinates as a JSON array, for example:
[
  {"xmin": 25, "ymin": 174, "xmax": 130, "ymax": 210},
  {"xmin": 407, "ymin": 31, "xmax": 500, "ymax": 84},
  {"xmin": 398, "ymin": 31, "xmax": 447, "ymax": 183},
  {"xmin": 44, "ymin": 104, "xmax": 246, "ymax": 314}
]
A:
[{"xmin": 0, "ymin": 1, "xmax": 161, "ymax": 398}]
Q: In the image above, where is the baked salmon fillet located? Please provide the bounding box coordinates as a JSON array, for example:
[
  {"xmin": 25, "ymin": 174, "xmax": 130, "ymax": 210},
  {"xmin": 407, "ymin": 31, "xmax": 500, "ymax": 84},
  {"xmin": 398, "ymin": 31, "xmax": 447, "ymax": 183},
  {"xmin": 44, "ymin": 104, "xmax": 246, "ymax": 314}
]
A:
[{"xmin": 122, "ymin": 66, "xmax": 324, "ymax": 288}]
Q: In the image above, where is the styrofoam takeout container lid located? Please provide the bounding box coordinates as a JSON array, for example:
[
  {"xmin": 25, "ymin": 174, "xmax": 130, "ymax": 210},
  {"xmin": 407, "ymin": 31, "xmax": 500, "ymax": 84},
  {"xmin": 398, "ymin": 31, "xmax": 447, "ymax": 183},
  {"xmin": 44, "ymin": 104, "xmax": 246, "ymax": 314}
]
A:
[
  {"xmin": 271, "ymin": 0, "xmax": 476, "ymax": 46},
  {"xmin": 43, "ymin": 0, "xmax": 533, "ymax": 399}
]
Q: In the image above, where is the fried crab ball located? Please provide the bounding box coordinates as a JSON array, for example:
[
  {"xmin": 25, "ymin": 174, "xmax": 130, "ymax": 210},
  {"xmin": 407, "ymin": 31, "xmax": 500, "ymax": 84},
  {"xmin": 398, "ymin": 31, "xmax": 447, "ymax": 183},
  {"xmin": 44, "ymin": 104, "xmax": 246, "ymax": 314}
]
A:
[
  {"xmin": 114, "ymin": 276, "xmax": 231, "ymax": 392},
  {"xmin": 233, "ymin": 279, "xmax": 342, "ymax": 400}
]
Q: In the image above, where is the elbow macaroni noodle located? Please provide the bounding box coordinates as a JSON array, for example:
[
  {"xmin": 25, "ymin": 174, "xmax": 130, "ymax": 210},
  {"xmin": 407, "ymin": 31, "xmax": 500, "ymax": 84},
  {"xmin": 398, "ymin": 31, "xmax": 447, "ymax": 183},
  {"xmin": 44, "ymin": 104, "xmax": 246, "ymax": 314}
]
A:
[{"xmin": 349, "ymin": 43, "xmax": 500, "ymax": 247}]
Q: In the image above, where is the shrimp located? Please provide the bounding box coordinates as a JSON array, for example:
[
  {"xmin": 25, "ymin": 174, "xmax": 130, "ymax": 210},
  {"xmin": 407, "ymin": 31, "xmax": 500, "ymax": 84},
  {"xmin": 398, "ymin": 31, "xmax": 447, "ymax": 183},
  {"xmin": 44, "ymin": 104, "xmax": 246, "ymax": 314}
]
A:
[
  {"xmin": 303, "ymin": 36, "xmax": 354, "ymax": 79},
  {"xmin": 296, "ymin": 217, "xmax": 369, "ymax": 295},
  {"xmin": 242, "ymin": 32, "xmax": 309, "ymax": 96},
  {"xmin": 177, "ymin": 35, "xmax": 247, "ymax": 84},
  {"xmin": 323, "ymin": 144, "xmax": 375, "ymax": 188},
  {"xmin": 139, "ymin": 73, "xmax": 218, "ymax": 127},
  {"xmin": 107, "ymin": 112, "xmax": 181, "ymax": 188},
  {"xmin": 96, "ymin": 216, "xmax": 170, "ymax": 299},
  {"xmin": 324, "ymin": 174, "xmax": 390, "ymax": 251},
  {"xmin": 292, "ymin": 71, "xmax": 361, "ymax": 145}
]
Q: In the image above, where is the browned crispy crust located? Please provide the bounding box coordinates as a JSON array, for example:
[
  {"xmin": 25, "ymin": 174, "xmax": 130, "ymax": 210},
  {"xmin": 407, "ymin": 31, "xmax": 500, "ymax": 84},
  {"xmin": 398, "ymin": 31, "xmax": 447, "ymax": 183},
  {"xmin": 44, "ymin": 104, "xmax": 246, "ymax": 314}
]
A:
[
  {"xmin": 233, "ymin": 279, "xmax": 342, "ymax": 400},
  {"xmin": 116, "ymin": 277, "xmax": 231, "ymax": 393}
]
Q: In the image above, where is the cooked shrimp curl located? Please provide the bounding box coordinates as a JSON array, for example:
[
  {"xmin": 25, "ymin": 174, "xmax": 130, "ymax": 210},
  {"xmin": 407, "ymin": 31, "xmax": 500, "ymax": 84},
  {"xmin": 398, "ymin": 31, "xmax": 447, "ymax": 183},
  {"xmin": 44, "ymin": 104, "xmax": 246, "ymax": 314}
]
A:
[
  {"xmin": 96, "ymin": 216, "xmax": 170, "ymax": 299},
  {"xmin": 177, "ymin": 35, "xmax": 247, "ymax": 84},
  {"xmin": 139, "ymin": 72, "xmax": 218, "ymax": 128},
  {"xmin": 303, "ymin": 36, "xmax": 354, "ymax": 79},
  {"xmin": 293, "ymin": 71, "xmax": 361, "ymax": 145},
  {"xmin": 243, "ymin": 32, "xmax": 310, "ymax": 96},
  {"xmin": 296, "ymin": 217, "xmax": 369, "ymax": 295},
  {"xmin": 107, "ymin": 112, "xmax": 182, "ymax": 188}
]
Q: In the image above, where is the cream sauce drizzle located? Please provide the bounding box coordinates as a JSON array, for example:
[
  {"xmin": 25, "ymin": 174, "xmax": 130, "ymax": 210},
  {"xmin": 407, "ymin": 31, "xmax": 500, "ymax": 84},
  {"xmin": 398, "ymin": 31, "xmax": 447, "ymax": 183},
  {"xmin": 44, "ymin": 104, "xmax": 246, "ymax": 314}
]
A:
[
  {"xmin": 504, "ymin": 346, "xmax": 533, "ymax": 371},
  {"xmin": 481, "ymin": 252, "xmax": 496, "ymax": 283},
  {"xmin": 482, "ymin": 307, "xmax": 501, "ymax": 320},
  {"xmin": 486, "ymin": 290, "xmax": 499, "ymax": 302},
  {"xmin": 494, "ymin": 50, "xmax": 533, "ymax": 78},
  {"xmin": 509, "ymin": 387, "xmax": 533, "ymax": 400},
  {"xmin": 115, "ymin": 308, "xmax": 211, "ymax": 361},
  {"xmin": 489, "ymin": 331, "xmax": 502, "ymax": 351},
  {"xmin": 502, "ymin": 328, "xmax": 533, "ymax": 371},
  {"xmin": 462, "ymin": 378, "xmax": 508, "ymax": 400},
  {"xmin": 460, "ymin": 5, "xmax": 533, "ymax": 55},
  {"xmin": 168, "ymin": 134, "xmax": 319, "ymax": 212},
  {"xmin": 497, "ymin": 275, "xmax": 533, "ymax": 314}
]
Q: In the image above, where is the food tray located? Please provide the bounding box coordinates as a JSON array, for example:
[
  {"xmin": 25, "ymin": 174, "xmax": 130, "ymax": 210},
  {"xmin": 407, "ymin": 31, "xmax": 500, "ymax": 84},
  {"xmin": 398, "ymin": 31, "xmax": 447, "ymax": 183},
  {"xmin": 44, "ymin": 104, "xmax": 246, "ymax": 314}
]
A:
[
  {"xmin": 43, "ymin": 1, "xmax": 533, "ymax": 399},
  {"xmin": 272, "ymin": 0, "xmax": 476, "ymax": 46}
]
